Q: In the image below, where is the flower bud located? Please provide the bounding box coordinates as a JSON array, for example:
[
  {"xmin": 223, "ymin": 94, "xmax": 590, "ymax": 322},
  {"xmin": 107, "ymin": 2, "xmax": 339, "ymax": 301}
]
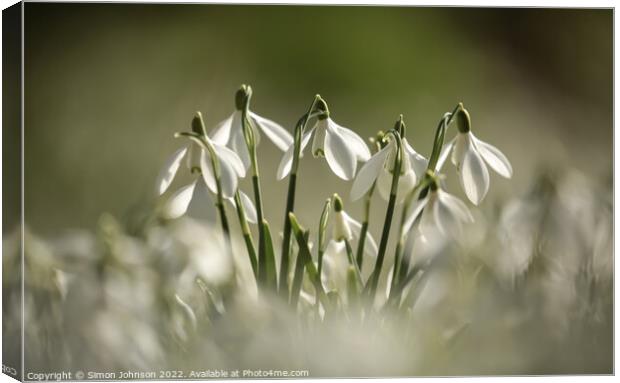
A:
[
  {"xmin": 235, "ymin": 84, "xmax": 252, "ymax": 110},
  {"xmin": 315, "ymin": 96, "xmax": 330, "ymax": 120},
  {"xmin": 332, "ymin": 194, "xmax": 352, "ymax": 242},
  {"xmin": 332, "ymin": 193, "xmax": 344, "ymax": 212},
  {"xmin": 456, "ymin": 104, "xmax": 471, "ymax": 133},
  {"xmin": 191, "ymin": 112, "xmax": 207, "ymax": 136},
  {"xmin": 393, "ymin": 114, "xmax": 406, "ymax": 138}
]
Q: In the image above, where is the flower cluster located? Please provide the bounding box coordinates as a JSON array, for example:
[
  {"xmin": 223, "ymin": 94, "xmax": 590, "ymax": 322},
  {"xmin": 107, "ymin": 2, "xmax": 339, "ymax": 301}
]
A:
[{"xmin": 153, "ymin": 87, "xmax": 512, "ymax": 308}]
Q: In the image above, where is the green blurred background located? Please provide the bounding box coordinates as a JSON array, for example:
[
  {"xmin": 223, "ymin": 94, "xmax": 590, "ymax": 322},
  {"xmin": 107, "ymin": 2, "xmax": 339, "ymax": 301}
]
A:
[{"xmin": 18, "ymin": 4, "xmax": 612, "ymax": 235}]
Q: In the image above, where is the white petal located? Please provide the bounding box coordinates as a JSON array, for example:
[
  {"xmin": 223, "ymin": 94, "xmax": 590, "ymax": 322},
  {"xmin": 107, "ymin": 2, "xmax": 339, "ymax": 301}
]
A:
[
  {"xmin": 210, "ymin": 112, "xmax": 237, "ymax": 145},
  {"xmin": 186, "ymin": 178, "xmax": 217, "ymax": 222},
  {"xmin": 438, "ymin": 190, "xmax": 474, "ymax": 223},
  {"xmin": 200, "ymin": 149, "xmax": 218, "ymax": 194},
  {"xmin": 218, "ymin": 155, "xmax": 239, "ymax": 198},
  {"xmin": 324, "ymin": 124, "xmax": 357, "ymax": 180},
  {"xmin": 397, "ymin": 169, "xmax": 417, "ymax": 204},
  {"xmin": 185, "ymin": 143, "xmax": 199, "ymax": 170},
  {"xmin": 333, "ymin": 211, "xmax": 353, "ymax": 241},
  {"xmin": 418, "ymin": 195, "xmax": 438, "ymax": 237},
  {"xmin": 214, "ymin": 144, "xmax": 246, "ymax": 177},
  {"xmin": 276, "ymin": 128, "xmax": 314, "ymax": 180},
  {"xmin": 436, "ymin": 137, "xmax": 456, "ymax": 171},
  {"xmin": 403, "ymin": 138, "xmax": 428, "ymax": 176},
  {"xmin": 231, "ymin": 128, "xmax": 251, "ymax": 171},
  {"xmin": 402, "ymin": 195, "xmax": 430, "ymax": 233},
  {"xmin": 451, "ymin": 133, "xmax": 468, "ymax": 167},
  {"xmin": 155, "ymin": 146, "xmax": 188, "ymax": 195},
  {"xmin": 364, "ymin": 232, "xmax": 378, "ymax": 257},
  {"xmin": 343, "ymin": 212, "xmax": 362, "ymax": 232},
  {"xmin": 329, "ymin": 119, "xmax": 371, "ymax": 161},
  {"xmin": 344, "ymin": 213, "xmax": 379, "ymax": 258},
  {"xmin": 162, "ymin": 181, "xmax": 196, "ymax": 219},
  {"xmin": 312, "ymin": 120, "xmax": 327, "ymax": 157},
  {"xmin": 239, "ymin": 190, "xmax": 257, "ymax": 224},
  {"xmin": 459, "ymin": 141, "xmax": 490, "ymax": 205},
  {"xmin": 376, "ymin": 167, "xmax": 393, "ymax": 201},
  {"xmin": 473, "ymin": 135, "xmax": 513, "ymax": 178},
  {"xmin": 350, "ymin": 144, "xmax": 390, "ymax": 200},
  {"xmin": 434, "ymin": 191, "xmax": 466, "ymax": 237},
  {"xmin": 250, "ymin": 111, "xmax": 293, "ymax": 151}
]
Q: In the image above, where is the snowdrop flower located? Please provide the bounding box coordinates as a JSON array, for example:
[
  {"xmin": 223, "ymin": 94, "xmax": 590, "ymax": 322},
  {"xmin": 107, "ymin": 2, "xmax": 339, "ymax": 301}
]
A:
[
  {"xmin": 211, "ymin": 85, "xmax": 293, "ymax": 170},
  {"xmin": 328, "ymin": 194, "xmax": 378, "ymax": 258},
  {"xmin": 351, "ymin": 131, "xmax": 427, "ymax": 202},
  {"xmin": 402, "ymin": 177, "xmax": 474, "ymax": 238},
  {"xmin": 155, "ymin": 114, "xmax": 256, "ymax": 220},
  {"xmin": 440, "ymin": 107, "xmax": 513, "ymax": 205},
  {"xmin": 277, "ymin": 98, "xmax": 371, "ymax": 180}
]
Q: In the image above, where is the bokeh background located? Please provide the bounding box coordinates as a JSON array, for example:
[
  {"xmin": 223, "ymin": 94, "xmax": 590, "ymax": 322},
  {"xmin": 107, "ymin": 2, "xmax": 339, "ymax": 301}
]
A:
[{"xmin": 16, "ymin": 4, "xmax": 612, "ymax": 235}]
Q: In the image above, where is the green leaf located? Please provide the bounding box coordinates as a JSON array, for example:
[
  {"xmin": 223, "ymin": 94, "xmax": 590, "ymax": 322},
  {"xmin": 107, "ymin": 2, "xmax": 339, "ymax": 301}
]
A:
[
  {"xmin": 262, "ymin": 220, "xmax": 278, "ymax": 291},
  {"xmin": 289, "ymin": 213, "xmax": 328, "ymax": 307},
  {"xmin": 290, "ymin": 231, "xmax": 309, "ymax": 308}
]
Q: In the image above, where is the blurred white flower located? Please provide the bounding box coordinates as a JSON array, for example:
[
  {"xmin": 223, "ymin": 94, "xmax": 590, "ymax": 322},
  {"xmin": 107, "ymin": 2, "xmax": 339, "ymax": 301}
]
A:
[
  {"xmin": 402, "ymin": 186, "xmax": 473, "ymax": 238},
  {"xmin": 212, "ymin": 109, "xmax": 292, "ymax": 170},
  {"xmin": 170, "ymin": 218, "xmax": 235, "ymax": 292},
  {"xmin": 277, "ymin": 115, "xmax": 370, "ymax": 180},
  {"xmin": 350, "ymin": 137, "xmax": 427, "ymax": 202}
]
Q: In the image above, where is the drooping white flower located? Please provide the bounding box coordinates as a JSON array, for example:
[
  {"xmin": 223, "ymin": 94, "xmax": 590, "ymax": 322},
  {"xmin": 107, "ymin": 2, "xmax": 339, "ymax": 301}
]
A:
[
  {"xmin": 211, "ymin": 94, "xmax": 292, "ymax": 170},
  {"xmin": 437, "ymin": 108, "xmax": 512, "ymax": 205},
  {"xmin": 402, "ymin": 185, "xmax": 474, "ymax": 238},
  {"xmin": 350, "ymin": 136, "xmax": 427, "ymax": 202},
  {"xmin": 155, "ymin": 134, "xmax": 256, "ymax": 221},
  {"xmin": 277, "ymin": 110, "xmax": 371, "ymax": 181}
]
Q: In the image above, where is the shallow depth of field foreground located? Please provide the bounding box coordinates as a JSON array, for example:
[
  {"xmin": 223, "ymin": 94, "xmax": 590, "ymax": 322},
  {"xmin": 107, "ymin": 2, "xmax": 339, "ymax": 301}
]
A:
[{"xmin": 3, "ymin": 4, "xmax": 613, "ymax": 378}]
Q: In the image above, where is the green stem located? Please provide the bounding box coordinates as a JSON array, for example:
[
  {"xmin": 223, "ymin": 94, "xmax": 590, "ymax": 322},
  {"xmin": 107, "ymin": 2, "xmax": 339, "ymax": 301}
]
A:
[
  {"xmin": 355, "ymin": 182, "xmax": 376, "ymax": 270},
  {"xmin": 344, "ymin": 239, "xmax": 364, "ymax": 289},
  {"xmin": 233, "ymin": 191, "xmax": 258, "ymax": 278},
  {"xmin": 427, "ymin": 103, "xmax": 462, "ymax": 171},
  {"xmin": 278, "ymin": 172, "xmax": 297, "ymax": 294},
  {"xmin": 176, "ymin": 125, "xmax": 232, "ymax": 253},
  {"xmin": 367, "ymin": 129, "xmax": 403, "ymax": 302},
  {"xmin": 239, "ymin": 89, "xmax": 271, "ymax": 289},
  {"xmin": 289, "ymin": 213, "xmax": 329, "ymax": 309},
  {"xmin": 388, "ymin": 197, "xmax": 411, "ymax": 301},
  {"xmin": 317, "ymin": 198, "xmax": 331, "ymax": 280},
  {"xmin": 278, "ymin": 97, "xmax": 321, "ymax": 296},
  {"xmin": 290, "ymin": 231, "xmax": 310, "ymax": 308}
]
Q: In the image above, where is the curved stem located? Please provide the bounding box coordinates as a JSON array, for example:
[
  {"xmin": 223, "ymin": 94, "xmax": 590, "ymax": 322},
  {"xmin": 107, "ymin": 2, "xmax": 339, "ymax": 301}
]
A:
[
  {"xmin": 278, "ymin": 96, "xmax": 321, "ymax": 296},
  {"xmin": 175, "ymin": 130, "xmax": 232, "ymax": 253},
  {"xmin": 427, "ymin": 103, "xmax": 462, "ymax": 171}
]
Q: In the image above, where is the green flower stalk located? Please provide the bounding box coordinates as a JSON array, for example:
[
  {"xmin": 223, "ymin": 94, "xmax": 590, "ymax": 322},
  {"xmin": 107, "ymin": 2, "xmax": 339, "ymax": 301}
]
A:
[
  {"xmin": 233, "ymin": 190, "xmax": 258, "ymax": 278},
  {"xmin": 277, "ymin": 95, "xmax": 322, "ymax": 297},
  {"xmin": 164, "ymin": 112, "xmax": 244, "ymax": 253},
  {"xmin": 191, "ymin": 113, "xmax": 232, "ymax": 249},
  {"xmin": 317, "ymin": 197, "xmax": 332, "ymax": 279},
  {"xmin": 288, "ymin": 212, "xmax": 328, "ymax": 309},
  {"xmin": 366, "ymin": 121, "xmax": 405, "ymax": 302},
  {"xmin": 332, "ymin": 194, "xmax": 364, "ymax": 287},
  {"xmin": 237, "ymin": 85, "xmax": 276, "ymax": 290},
  {"xmin": 355, "ymin": 133, "xmax": 383, "ymax": 270}
]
